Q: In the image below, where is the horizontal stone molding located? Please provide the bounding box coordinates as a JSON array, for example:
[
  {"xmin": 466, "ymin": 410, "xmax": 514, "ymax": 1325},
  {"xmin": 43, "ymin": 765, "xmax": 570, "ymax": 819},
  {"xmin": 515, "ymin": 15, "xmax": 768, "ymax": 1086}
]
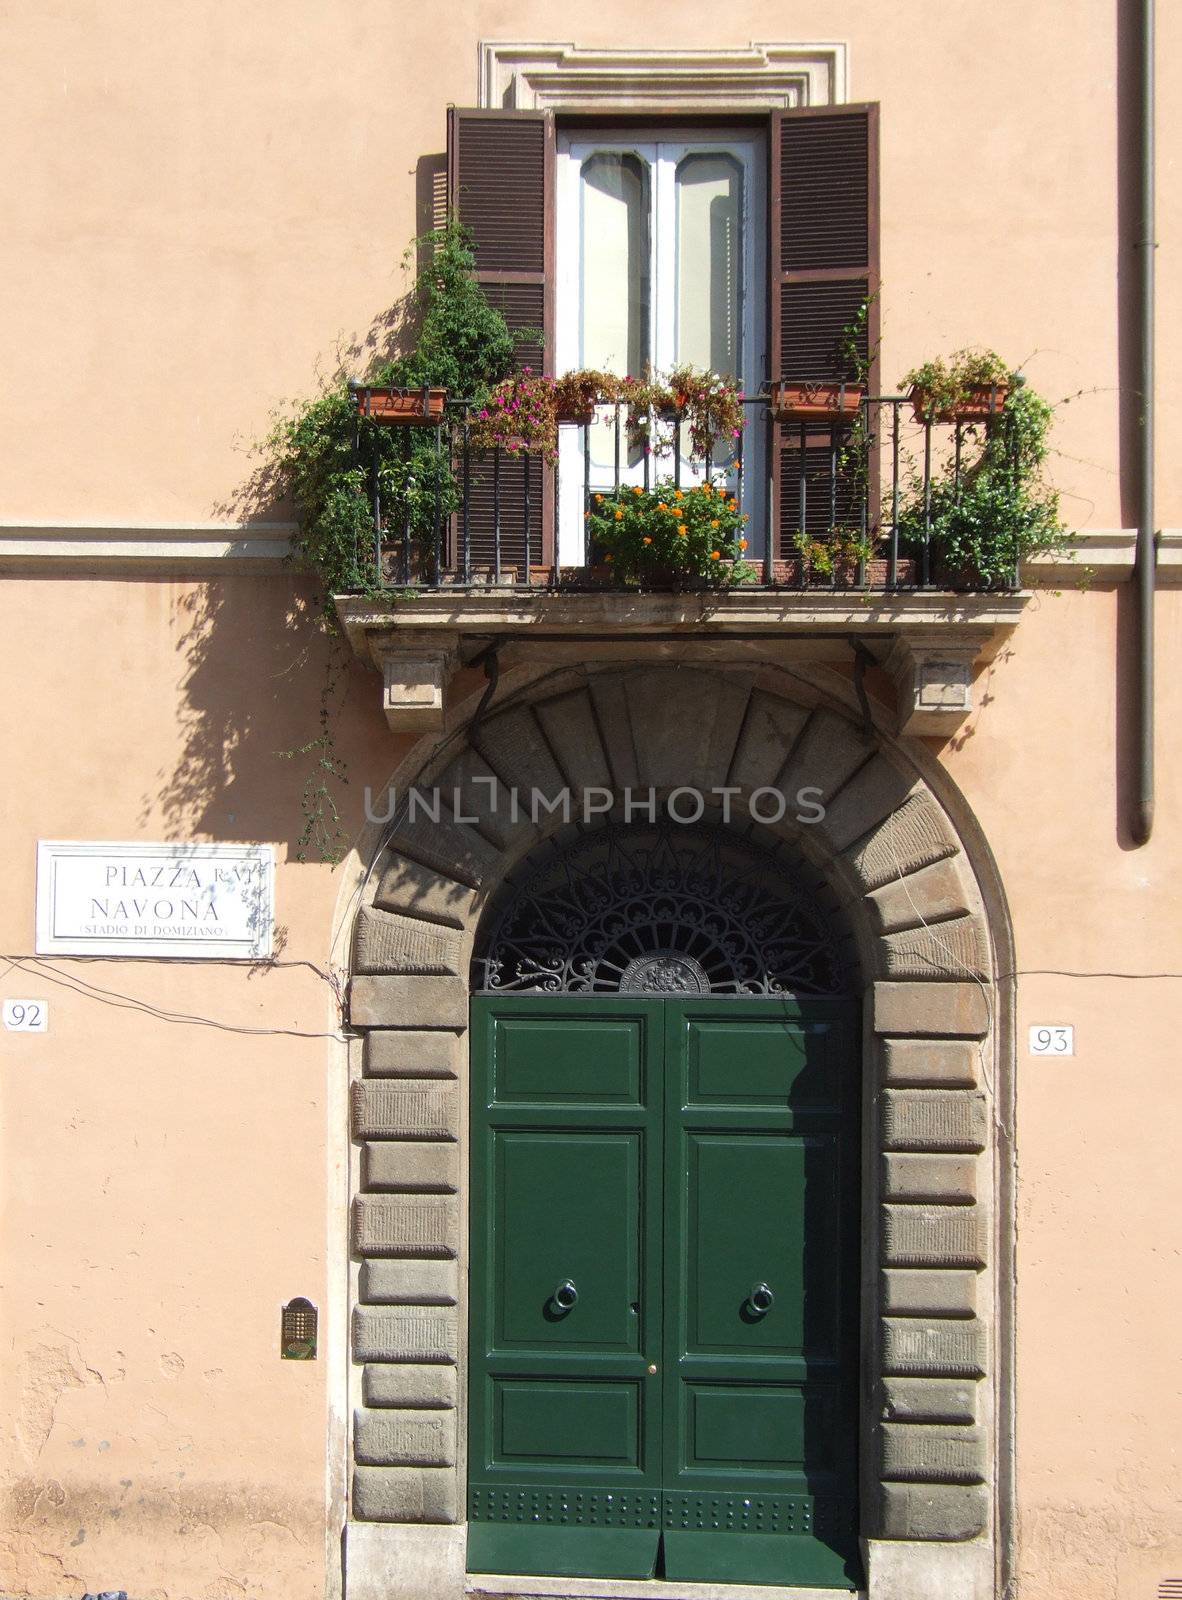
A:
[
  {"xmin": 351, "ymin": 1465, "xmax": 458, "ymax": 1524},
  {"xmin": 882, "ymin": 1318, "xmax": 986, "ymax": 1378},
  {"xmin": 364, "ymin": 1030, "xmax": 461, "ymax": 1079},
  {"xmin": 352, "ymin": 1081, "xmax": 459, "ymax": 1142},
  {"xmin": 882, "ymin": 1089, "xmax": 988, "ymax": 1153},
  {"xmin": 352, "ymin": 1196, "xmax": 459, "ymax": 1261},
  {"xmin": 0, "ymin": 520, "xmax": 294, "ymax": 574},
  {"xmin": 363, "ymin": 1363, "xmax": 458, "ymax": 1410},
  {"xmin": 354, "ymin": 1408, "xmax": 457, "ymax": 1467},
  {"xmin": 353, "ymin": 1306, "xmax": 459, "ymax": 1364},
  {"xmin": 360, "ymin": 1260, "xmax": 459, "ymax": 1306}
]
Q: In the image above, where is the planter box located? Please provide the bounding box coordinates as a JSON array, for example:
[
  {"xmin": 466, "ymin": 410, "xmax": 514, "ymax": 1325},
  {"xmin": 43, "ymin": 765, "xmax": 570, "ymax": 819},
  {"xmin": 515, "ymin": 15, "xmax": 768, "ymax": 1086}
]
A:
[
  {"xmin": 909, "ymin": 384, "xmax": 1007, "ymax": 425},
  {"xmin": 772, "ymin": 382, "xmax": 864, "ymax": 425},
  {"xmin": 354, "ymin": 385, "xmax": 447, "ymax": 426}
]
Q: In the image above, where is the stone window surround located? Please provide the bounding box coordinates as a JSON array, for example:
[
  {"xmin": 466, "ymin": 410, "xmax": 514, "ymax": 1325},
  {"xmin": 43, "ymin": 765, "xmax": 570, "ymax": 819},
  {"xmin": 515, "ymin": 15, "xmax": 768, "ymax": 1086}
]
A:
[{"xmin": 340, "ymin": 660, "xmax": 1014, "ymax": 1600}]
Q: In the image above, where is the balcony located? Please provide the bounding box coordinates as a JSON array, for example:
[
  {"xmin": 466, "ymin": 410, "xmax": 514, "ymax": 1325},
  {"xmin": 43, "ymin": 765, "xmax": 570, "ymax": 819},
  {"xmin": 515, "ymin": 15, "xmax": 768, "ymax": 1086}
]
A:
[{"xmin": 336, "ymin": 385, "xmax": 1031, "ymax": 740}]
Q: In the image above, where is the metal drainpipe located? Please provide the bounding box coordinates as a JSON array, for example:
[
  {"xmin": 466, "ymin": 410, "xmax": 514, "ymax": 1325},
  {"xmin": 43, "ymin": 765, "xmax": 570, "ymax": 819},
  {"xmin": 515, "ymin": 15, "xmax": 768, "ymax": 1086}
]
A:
[{"xmin": 1133, "ymin": 0, "xmax": 1157, "ymax": 845}]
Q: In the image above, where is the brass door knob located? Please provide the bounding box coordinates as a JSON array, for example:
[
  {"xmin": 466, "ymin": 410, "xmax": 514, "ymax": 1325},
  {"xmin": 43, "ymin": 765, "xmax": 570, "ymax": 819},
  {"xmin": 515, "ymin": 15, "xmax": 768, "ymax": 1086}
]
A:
[{"xmin": 647, "ymin": 1363, "xmax": 658, "ymax": 1375}]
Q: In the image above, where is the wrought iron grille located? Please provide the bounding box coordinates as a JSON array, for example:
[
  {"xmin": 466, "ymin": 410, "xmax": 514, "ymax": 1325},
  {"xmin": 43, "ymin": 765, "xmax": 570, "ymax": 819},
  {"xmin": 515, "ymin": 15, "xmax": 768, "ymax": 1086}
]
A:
[{"xmin": 472, "ymin": 824, "xmax": 853, "ymax": 996}]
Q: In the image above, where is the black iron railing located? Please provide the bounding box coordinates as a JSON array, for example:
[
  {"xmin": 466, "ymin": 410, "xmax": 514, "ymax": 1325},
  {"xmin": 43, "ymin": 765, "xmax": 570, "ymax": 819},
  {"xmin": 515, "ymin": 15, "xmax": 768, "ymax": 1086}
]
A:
[{"xmin": 346, "ymin": 387, "xmax": 1015, "ymax": 594}]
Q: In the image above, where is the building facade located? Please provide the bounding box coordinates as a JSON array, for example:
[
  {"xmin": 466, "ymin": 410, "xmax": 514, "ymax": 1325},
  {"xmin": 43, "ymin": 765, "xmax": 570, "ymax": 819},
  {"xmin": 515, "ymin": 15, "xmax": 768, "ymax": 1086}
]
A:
[{"xmin": 1, "ymin": 7, "xmax": 1179, "ymax": 1600}]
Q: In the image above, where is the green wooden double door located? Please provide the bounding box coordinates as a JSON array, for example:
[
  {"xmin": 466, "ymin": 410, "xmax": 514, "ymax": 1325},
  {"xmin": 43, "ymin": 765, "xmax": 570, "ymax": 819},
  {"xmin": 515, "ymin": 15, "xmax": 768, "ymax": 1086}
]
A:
[{"xmin": 468, "ymin": 996, "xmax": 862, "ymax": 1588}]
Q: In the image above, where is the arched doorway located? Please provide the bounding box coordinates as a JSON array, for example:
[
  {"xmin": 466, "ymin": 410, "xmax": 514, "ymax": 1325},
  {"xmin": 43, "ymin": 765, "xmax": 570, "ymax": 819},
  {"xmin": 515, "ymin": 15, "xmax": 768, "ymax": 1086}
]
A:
[
  {"xmin": 344, "ymin": 664, "xmax": 1007, "ymax": 1600},
  {"xmin": 467, "ymin": 822, "xmax": 863, "ymax": 1586}
]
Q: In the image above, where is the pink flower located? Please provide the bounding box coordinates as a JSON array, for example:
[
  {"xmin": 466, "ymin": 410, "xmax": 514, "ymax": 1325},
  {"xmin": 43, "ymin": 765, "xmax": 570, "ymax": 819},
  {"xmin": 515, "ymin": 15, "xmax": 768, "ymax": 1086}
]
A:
[{"xmin": 479, "ymin": 408, "xmax": 488, "ymax": 419}]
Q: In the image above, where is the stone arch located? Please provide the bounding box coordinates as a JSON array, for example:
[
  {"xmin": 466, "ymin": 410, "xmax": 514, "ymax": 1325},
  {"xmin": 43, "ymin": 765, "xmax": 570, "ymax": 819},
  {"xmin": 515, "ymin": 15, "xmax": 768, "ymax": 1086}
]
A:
[{"xmin": 344, "ymin": 663, "xmax": 1007, "ymax": 1600}]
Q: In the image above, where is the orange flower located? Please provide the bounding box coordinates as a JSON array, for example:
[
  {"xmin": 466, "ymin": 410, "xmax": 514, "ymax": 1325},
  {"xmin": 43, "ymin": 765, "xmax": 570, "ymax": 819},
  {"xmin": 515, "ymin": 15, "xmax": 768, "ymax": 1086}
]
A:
[
  {"xmin": 709, "ymin": 550, "xmax": 720, "ymax": 561},
  {"xmin": 677, "ymin": 528, "xmax": 687, "ymax": 538},
  {"xmin": 642, "ymin": 536, "xmax": 652, "ymax": 545},
  {"xmin": 594, "ymin": 493, "xmax": 604, "ymax": 504},
  {"xmin": 739, "ymin": 537, "xmax": 748, "ymax": 550},
  {"xmin": 710, "ymin": 518, "xmax": 719, "ymax": 528},
  {"xmin": 673, "ymin": 489, "xmax": 684, "ymax": 501},
  {"xmin": 657, "ymin": 502, "xmax": 668, "ymax": 511},
  {"xmin": 604, "ymin": 553, "xmax": 613, "ymax": 563},
  {"xmin": 672, "ymin": 507, "xmax": 683, "ymax": 519},
  {"xmin": 702, "ymin": 484, "xmax": 712, "ymax": 495},
  {"xmin": 614, "ymin": 509, "xmax": 624, "ymax": 520},
  {"xmin": 632, "ymin": 485, "xmax": 643, "ymax": 495}
]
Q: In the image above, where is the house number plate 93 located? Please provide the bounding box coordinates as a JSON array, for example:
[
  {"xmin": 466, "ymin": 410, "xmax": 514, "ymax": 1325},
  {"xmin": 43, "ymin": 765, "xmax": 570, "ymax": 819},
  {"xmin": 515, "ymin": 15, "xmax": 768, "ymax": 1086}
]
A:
[{"xmin": 1029, "ymin": 1024, "xmax": 1073, "ymax": 1056}]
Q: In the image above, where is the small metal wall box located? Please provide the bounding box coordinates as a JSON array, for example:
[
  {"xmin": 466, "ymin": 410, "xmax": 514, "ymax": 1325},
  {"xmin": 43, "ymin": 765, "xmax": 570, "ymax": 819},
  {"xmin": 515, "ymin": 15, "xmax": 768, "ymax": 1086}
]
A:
[{"xmin": 281, "ymin": 1297, "xmax": 318, "ymax": 1360}]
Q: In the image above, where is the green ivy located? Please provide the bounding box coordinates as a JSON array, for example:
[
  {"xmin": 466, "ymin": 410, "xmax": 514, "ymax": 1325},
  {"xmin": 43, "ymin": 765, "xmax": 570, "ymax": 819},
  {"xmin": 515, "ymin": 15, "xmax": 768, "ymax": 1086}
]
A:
[
  {"xmin": 897, "ymin": 379, "xmax": 1064, "ymax": 588},
  {"xmin": 266, "ymin": 223, "xmax": 518, "ymax": 604}
]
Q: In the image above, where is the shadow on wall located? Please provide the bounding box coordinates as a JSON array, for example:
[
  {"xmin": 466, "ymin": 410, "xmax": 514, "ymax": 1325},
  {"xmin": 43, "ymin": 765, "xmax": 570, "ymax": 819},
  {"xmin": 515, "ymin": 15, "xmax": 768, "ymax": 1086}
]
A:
[{"xmin": 138, "ymin": 576, "xmax": 386, "ymax": 859}]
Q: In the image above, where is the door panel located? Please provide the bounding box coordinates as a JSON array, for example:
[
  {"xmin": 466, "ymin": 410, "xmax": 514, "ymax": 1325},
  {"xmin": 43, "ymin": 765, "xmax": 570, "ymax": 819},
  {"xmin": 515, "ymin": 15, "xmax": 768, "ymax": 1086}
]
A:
[{"xmin": 469, "ymin": 994, "xmax": 860, "ymax": 1587}]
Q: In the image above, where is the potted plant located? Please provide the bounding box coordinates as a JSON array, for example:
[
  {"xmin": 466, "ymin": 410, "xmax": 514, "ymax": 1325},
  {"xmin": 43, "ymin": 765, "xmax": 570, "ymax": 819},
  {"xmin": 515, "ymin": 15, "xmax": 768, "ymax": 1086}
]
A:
[
  {"xmin": 349, "ymin": 381, "xmax": 448, "ymax": 426},
  {"xmin": 585, "ymin": 478, "xmax": 756, "ymax": 589},
  {"xmin": 772, "ymin": 380, "xmax": 864, "ymax": 426},
  {"xmin": 904, "ymin": 348, "xmax": 1010, "ymax": 424},
  {"xmin": 896, "ymin": 377, "xmax": 1064, "ymax": 587},
  {"xmin": 554, "ymin": 368, "xmax": 619, "ymax": 425},
  {"xmin": 617, "ymin": 367, "xmax": 745, "ymax": 463},
  {"xmin": 793, "ymin": 526, "xmax": 879, "ymax": 587},
  {"xmin": 469, "ymin": 369, "xmax": 559, "ymax": 462}
]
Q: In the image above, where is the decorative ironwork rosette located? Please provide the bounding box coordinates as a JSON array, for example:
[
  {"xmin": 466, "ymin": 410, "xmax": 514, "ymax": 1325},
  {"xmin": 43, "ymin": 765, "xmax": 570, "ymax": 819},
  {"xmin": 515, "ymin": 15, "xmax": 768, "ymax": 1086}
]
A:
[{"xmin": 472, "ymin": 824, "xmax": 851, "ymax": 995}]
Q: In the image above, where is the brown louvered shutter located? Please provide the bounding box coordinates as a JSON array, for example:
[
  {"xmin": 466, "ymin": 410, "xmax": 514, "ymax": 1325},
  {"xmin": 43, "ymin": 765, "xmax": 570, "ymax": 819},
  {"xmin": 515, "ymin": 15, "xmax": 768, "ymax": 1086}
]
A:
[
  {"xmin": 769, "ymin": 104, "xmax": 879, "ymax": 564},
  {"xmin": 447, "ymin": 107, "xmax": 555, "ymax": 573}
]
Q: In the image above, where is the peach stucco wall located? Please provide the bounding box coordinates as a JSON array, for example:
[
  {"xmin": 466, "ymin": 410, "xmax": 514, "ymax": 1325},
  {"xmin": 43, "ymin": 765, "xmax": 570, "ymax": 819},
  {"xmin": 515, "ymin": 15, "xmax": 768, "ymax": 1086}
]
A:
[{"xmin": 2, "ymin": 2, "xmax": 1181, "ymax": 1598}]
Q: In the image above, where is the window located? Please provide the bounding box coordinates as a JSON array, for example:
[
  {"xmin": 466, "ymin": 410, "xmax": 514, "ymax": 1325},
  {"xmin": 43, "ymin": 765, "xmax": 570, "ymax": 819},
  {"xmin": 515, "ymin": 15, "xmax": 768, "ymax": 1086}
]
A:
[{"xmin": 447, "ymin": 105, "xmax": 877, "ymax": 572}]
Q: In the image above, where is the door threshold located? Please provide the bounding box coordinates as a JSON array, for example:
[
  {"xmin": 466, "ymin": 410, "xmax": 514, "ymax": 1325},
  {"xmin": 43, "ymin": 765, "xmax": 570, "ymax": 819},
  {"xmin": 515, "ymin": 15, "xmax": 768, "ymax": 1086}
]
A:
[{"xmin": 466, "ymin": 1575, "xmax": 862, "ymax": 1600}]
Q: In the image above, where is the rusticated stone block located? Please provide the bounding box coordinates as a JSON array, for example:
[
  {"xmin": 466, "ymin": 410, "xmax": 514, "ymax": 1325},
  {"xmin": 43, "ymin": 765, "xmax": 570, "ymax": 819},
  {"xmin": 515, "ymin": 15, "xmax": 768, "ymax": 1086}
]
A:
[
  {"xmin": 349, "ymin": 975, "xmax": 466, "ymax": 1030},
  {"xmin": 434, "ymin": 746, "xmax": 534, "ymax": 853},
  {"xmin": 351, "ymin": 1080, "xmax": 458, "ymax": 1142},
  {"xmin": 384, "ymin": 799, "xmax": 503, "ymax": 888},
  {"xmin": 374, "ymin": 853, "xmax": 476, "ymax": 929},
  {"xmin": 883, "ymin": 1205, "xmax": 986, "ymax": 1268},
  {"xmin": 472, "ymin": 705, "xmax": 565, "ymax": 804},
  {"xmin": 882, "ymin": 1089, "xmax": 988, "ymax": 1152},
  {"xmin": 534, "ymin": 689, "xmax": 613, "ymax": 793},
  {"xmin": 845, "ymin": 791, "xmax": 960, "ymax": 892},
  {"xmin": 353, "ymin": 908, "xmax": 464, "ymax": 976},
  {"xmin": 628, "ymin": 672, "xmax": 753, "ymax": 794},
  {"xmin": 364, "ymin": 1030, "xmax": 460, "ymax": 1079},
  {"xmin": 881, "ymin": 1376, "xmax": 978, "ymax": 1425},
  {"xmin": 867, "ymin": 856, "xmax": 975, "ymax": 934},
  {"xmin": 352, "ymin": 1195, "xmax": 458, "ymax": 1260},
  {"xmin": 778, "ymin": 708, "xmax": 869, "ymax": 804},
  {"xmin": 879, "ymin": 916, "xmax": 990, "ymax": 982},
  {"xmin": 882, "ymin": 1317, "xmax": 986, "ymax": 1377},
  {"xmin": 875, "ymin": 1481, "xmax": 988, "ymax": 1541},
  {"xmin": 727, "ymin": 690, "xmax": 811, "ymax": 793},
  {"xmin": 354, "ymin": 1407, "xmax": 457, "ymax": 1467},
  {"xmin": 883, "ymin": 1154, "xmax": 978, "ymax": 1205},
  {"xmin": 353, "ymin": 1305, "xmax": 459, "ymax": 1363},
  {"xmin": 363, "ymin": 1141, "xmax": 459, "ymax": 1193},
  {"xmin": 587, "ymin": 676, "xmax": 641, "ymax": 789},
  {"xmin": 881, "ymin": 1038, "xmax": 979, "ymax": 1088},
  {"xmin": 360, "ymin": 1259, "xmax": 458, "ymax": 1306},
  {"xmin": 873, "ymin": 982, "xmax": 989, "ymax": 1039},
  {"xmin": 813, "ymin": 756, "xmax": 917, "ymax": 855},
  {"xmin": 363, "ymin": 1363, "xmax": 458, "ymax": 1409},
  {"xmin": 881, "ymin": 1423, "xmax": 986, "ymax": 1485},
  {"xmin": 881, "ymin": 1269, "xmax": 978, "ymax": 1319},
  {"xmin": 352, "ymin": 1465, "xmax": 458, "ymax": 1524}
]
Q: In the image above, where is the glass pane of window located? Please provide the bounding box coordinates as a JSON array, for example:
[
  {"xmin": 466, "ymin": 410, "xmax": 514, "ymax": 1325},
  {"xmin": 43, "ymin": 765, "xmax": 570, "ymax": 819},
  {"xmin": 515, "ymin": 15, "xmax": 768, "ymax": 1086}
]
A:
[
  {"xmin": 580, "ymin": 152, "xmax": 650, "ymax": 377},
  {"xmin": 676, "ymin": 153, "xmax": 742, "ymax": 377}
]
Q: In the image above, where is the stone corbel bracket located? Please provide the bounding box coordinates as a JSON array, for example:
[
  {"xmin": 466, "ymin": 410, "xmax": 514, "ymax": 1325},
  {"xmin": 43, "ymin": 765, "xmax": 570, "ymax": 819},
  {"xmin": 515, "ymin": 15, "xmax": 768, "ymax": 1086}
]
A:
[
  {"xmin": 373, "ymin": 634, "xmax": 460, "ymax": 734},
  {"xmin": 886, "ymin": 627, "xmax": 999, "ymax": 738}
]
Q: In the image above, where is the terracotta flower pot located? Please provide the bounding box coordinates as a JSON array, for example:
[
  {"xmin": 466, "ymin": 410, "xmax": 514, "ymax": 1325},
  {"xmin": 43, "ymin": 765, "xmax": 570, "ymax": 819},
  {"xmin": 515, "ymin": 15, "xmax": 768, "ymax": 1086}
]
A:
[
  {"xmin": 909, "ymin": 384, "xmax": 1008, "ymax": 424},
  {"xmin": 772, "ymin": 381, "xmax": 864, "ymax": 425},
  {"xmin": 353, "ymin": 385, "xmax": 447, "ymax": 425}
]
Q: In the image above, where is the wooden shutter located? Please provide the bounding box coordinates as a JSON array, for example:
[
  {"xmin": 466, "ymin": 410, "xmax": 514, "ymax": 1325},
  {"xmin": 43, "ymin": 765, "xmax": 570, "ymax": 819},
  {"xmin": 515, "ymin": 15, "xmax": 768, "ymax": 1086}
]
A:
[
  {"xmin": 447, "ymin": 107, "xmax": 555, "ymax": 573},
  {"xmin": 769, "ymin": 105, "xmax": 880, "ymax": 563}
]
